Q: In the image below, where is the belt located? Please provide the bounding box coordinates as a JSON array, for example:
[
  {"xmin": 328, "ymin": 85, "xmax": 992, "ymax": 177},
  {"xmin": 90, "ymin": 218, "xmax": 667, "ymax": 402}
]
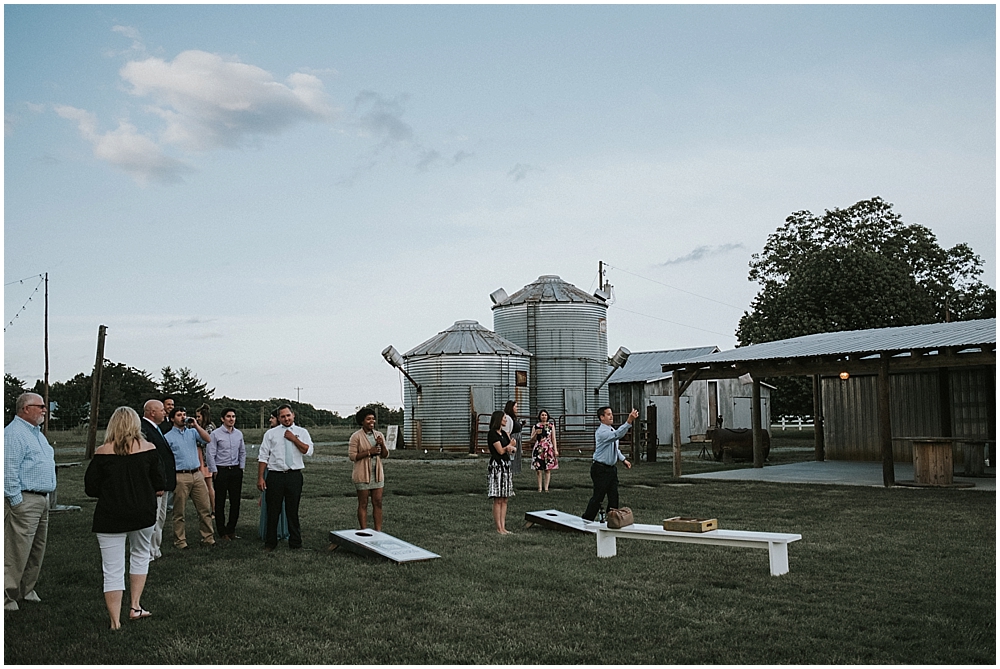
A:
[
  {"xmin": 216, "ymin": 465, "xmax": 241, "ymax": 471},
  {"xmin": 592, "ymin": 461, "xmax": 616, "ymax": 468},
  {"xmin": 22, "ymin": 490, "xmax": 50, "ymax": 496},
  {"xmin": 176, "ymin": 468, "xmax": 200, "ymax": 474},
  {"xmin": 267, "ymin": 468, "xmax": 302, "ymax": 474}
]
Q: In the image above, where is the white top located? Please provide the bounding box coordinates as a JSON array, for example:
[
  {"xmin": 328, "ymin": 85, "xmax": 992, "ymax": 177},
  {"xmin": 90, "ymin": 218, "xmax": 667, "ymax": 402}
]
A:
[{"xmin": 258, "ymin": 424, "xmax": 314, "ymax": 471}]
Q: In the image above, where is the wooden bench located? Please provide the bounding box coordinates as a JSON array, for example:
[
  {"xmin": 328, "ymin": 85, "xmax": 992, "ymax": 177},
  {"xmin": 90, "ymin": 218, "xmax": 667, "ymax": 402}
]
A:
[{"xmin": 595, "ymin": 523, "xmax": 802, "ymax": 576}]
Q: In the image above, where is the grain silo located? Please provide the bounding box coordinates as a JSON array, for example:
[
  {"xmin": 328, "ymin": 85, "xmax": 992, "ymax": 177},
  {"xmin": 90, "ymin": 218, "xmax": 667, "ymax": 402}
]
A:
[
  {"xmin": 394, "ymin": 320, "xmax": 531, "ymax": 451},
  {"xmin": 491, "ymin": 275, "xmax": 611, "ymax": 427}
]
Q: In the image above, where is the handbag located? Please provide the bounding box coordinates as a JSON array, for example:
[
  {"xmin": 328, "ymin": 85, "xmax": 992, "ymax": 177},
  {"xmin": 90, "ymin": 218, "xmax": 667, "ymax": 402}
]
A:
[{"xmin": 606, "ymin": 507, "xmax": 634, "ymax": 529}]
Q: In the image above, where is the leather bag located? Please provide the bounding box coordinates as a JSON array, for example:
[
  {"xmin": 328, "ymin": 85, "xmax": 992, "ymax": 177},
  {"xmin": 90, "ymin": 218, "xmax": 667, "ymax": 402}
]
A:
[{"xmin": 606, "ymin": 507, "xmax": 634, "ymax": 529}]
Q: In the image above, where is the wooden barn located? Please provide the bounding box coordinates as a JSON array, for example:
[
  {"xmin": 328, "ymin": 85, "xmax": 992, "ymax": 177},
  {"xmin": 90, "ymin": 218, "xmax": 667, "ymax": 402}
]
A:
[
  {"xmin": 607, "ymin": 347, "xmax": 773, "ymax": 446},
  {"xmin": 660, "ymin": 319, "xmax": 996, "ymax": 484}
]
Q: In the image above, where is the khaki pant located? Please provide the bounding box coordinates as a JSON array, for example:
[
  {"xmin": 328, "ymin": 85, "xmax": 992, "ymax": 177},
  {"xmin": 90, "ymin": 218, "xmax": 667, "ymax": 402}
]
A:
[
  {"xmin": 150, "ymin": 493, "xmax": 169, "ymax": 558},
  {"xmin": 172, "ymin": 471, "xmax": 215, "ymax": 548},
  {"xmin": 4, "ymin": 494, "xmax": 49, "ymax": 606}
]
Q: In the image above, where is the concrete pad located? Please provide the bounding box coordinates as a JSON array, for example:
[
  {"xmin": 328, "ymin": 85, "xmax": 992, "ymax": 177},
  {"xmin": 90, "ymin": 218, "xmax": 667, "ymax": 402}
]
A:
[
  {"xmin": 525, "ymin": 509, "xmax": 601, "ymax": 533},
  {"xmin": 682, "ymin": 460, "xmax": 995, "ymax": 491},
  {"xmin": 329, "ymin": 529, "xmax": 440, "ymax": 563}
]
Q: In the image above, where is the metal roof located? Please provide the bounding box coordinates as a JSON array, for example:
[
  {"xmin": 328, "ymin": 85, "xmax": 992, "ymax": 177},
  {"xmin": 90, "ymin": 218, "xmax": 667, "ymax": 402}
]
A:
[
  {"xmin": 662, "ymin": 319, "xmax": 997, "ymax": 369},
  {"xmin": 492, "ymin": 275, "xmax": 605, "ymax": 307},
  {"xmin": 607, "ymin": 347, "xmax": 720, "ymax": 384},
  {"xmin": 403, "ymin": 320, "xmax": 531, "ymax": 357}
]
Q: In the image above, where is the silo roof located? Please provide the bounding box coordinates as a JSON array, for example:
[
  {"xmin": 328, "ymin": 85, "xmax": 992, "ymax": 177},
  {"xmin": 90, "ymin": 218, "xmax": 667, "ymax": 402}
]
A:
[
  {"xmin": 492, "ymin": 275, "xmax": 605, "ymax": 307},
  {"xmin": 404, "ymin": 320, "xmax": 532, "ymax": 357}
]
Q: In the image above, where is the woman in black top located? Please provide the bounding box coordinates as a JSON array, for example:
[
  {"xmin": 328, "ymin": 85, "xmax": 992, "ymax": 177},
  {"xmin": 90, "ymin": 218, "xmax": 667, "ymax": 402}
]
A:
[
  {"xmin": 84, "ymin": 406, "xmax": 165, "ymax": 629},
  {"xmin": 503, "ymin": 400, "xmax": 523, "ymax": 476},
  {"xmin": 487, "ymin": 410, "xmax": 516, "ymax": 534}
]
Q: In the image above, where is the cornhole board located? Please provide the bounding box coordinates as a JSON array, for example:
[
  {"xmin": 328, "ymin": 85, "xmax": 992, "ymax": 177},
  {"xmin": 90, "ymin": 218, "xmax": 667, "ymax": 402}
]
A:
[
  {"xmin": 328, "ymin": 529, "xmax": 440, "ymax": 563},
  {"xmin": 524, "ymin": 509, "xmax": 601, "ymax": 534}
]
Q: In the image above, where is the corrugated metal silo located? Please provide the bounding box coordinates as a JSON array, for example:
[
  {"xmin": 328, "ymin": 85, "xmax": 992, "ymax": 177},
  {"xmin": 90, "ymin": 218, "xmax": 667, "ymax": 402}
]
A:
[
  {"xmin": 492, "ymin": 275, "xmax": 611, "ymax": 424},
  {"xmin": 401, "ymin": 320, "xmax": 531, "ymax": 451}
]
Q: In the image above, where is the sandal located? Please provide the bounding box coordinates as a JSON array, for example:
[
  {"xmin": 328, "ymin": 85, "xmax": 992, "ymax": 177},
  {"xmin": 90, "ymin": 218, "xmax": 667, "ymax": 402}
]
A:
[{"xmin": 129, "ymin": 607, "xmax": 152, "ymax": 620}]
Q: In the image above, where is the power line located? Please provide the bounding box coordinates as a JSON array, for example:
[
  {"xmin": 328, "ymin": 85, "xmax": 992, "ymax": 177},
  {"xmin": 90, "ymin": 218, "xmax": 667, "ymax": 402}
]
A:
[
  {"xmin": 609, "ymin": 304, "xmax": 735, "ymax": 338},
  {"xmin": 4, "ymin": 275, "xmax": 45, "ymax": 332},
  {"xmin": 604, "ymin": 262, "xmax": 743, "ymax": 310}
]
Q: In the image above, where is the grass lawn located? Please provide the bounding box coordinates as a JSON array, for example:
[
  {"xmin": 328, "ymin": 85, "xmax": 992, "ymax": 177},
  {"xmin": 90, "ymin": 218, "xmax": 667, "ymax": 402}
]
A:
[{"xmin": 5, "ymin": 430, "xmax": 994, "ymax": 664}]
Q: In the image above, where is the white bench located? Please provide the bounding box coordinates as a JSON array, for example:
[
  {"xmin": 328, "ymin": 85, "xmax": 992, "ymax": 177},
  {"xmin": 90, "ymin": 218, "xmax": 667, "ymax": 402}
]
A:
[{"xmin": 595, "ymin": 523, "xmax": 802, "ymax": 576}]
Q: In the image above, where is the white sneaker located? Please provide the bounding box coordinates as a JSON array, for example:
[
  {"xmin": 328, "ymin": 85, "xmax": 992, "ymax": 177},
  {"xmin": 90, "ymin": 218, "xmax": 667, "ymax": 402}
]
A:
[
  {"xmin": 23, "ymin": 591, "xmax": 41, "ymax": 603},
  {"xmin": 4, "ymin": 601, "xmax": 18, "ymax": 611}
]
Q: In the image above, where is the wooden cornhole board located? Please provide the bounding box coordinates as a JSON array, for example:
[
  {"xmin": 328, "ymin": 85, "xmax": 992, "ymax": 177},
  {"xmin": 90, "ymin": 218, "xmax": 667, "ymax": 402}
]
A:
[
  {"xmin": 328, "ymin": 529, "xmax": 440, "ymax": 563},
  {"xmin": 524, "ymin": 509, "xmax": 600, "ymax": 534}
]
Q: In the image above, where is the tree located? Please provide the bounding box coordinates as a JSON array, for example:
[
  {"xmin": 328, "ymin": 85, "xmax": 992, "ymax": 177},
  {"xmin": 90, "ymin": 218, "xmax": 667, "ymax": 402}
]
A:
[
  {"xmin": 159, "ymin": 366, "xmax": 215, "ymax": 410},
  {"xmin": 5, "ymin": 374, "xmax": 27, "ymax": 425},
  {"xmin": 354, "ymin": 402, "xmax": 403, "ymax": 428},
  {"xmin": 45, "ymin": 361, "xmax": 160, "ymax": 429},
  {"xmin": 737, "ymin": 197, "xmax": 996, "ymax": 416}
]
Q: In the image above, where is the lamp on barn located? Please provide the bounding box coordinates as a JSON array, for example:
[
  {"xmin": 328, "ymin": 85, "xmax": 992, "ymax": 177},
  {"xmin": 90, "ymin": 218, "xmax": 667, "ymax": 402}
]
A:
[
  {"xmin": 594, "ymin": 346, "xmax": 631, "ymax": 394},
  {"xmin": 381, "ymin": 345, "xmax": 421, "ymax": 393},
  {"xmin": 839, "ymin": 371, "xmax": 850, "ymax": 381}
]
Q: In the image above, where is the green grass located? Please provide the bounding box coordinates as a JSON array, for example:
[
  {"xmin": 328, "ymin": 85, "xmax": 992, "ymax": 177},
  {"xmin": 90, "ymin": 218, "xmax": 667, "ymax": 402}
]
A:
[{"xmin": 5, "ymin": 433, "xmax": 994, "ymax": 664}]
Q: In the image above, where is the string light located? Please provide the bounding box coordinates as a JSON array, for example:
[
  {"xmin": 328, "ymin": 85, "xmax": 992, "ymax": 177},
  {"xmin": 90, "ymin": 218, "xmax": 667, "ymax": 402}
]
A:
[{"xmin": 4, "ymin": 275, "xmax": 45, "ymax": 332}]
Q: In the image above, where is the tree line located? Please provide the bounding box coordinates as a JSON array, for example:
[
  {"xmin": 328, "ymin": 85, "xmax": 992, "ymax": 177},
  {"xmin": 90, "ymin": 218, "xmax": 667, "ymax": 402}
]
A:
[{"xmin": 4, "ymin": 364, "xmax": 402, "ymax": 431}]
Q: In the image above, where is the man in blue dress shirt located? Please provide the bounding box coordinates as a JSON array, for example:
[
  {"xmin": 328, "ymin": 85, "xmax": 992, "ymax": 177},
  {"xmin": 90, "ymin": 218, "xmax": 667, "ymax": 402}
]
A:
[
  {"xmin": 207, "ymin": 408, "xmax": 246, "ymax": 541},
  {"xmin": 163, "ymin": 406, "xmax": 216, "ymax": 549},
  {"xmin": 4, "ymin": 393, "xmax": 57, "ymax": 611},
  {"xmin": 582, "ymin": 406, "xmax": 638, "ymax": 522}
]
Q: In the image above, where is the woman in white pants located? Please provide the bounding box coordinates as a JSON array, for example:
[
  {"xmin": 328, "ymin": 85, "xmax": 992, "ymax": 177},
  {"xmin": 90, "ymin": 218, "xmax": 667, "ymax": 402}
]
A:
[{"xmin": 84, "ymin": 407, "xmax": 165, "ymax": 629}]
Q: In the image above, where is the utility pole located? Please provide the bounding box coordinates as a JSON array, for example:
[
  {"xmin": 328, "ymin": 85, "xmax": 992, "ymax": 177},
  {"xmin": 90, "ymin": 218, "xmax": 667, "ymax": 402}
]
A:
[
  {"xmin": 85, "ymin": 325, "xmax": 107, "ymax": 459},
  {"xmin": 43, "ymin": 272, "xmax": 49, "ymax": 435},
  {"xmin": 295, "ymin": 387, "xmax": 303, "ymax": 403}
]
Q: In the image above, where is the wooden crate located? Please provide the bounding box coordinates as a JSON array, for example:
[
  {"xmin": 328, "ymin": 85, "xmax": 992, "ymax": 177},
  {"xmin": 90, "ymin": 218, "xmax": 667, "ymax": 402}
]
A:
[{"xmin": 662, "ymin": 517, "xmax": 718, "ymax": 533}]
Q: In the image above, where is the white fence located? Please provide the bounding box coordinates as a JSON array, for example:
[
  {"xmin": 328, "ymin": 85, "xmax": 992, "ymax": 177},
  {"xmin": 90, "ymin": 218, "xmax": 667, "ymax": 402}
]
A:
[{"xmin": 771, "ymin": 416, "xmax": 815, "ymax": 431}]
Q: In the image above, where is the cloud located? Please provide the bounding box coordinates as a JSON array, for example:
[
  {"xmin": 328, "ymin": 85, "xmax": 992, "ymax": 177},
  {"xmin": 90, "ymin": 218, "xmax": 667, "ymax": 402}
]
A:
[
  {"xmin": 660, "ymin": 243, "xmax": 746, "ymax": 266},
  {"xmin": 416, "ymin": 149, "xmax": 441, "ymax": 172},
  {"xmin": 106, "ymin": 24, "xmax": 146, "ymax": 58},
  {"xmin": 508, "ymin": 163, "xmax": 542, "ymax": 182},
  {"xmin": 119, "ymin": 50, "xmax": 336, "ymax": 151},
  {"xmin": 452, "ymin": 150, "xmax": 475, "ymax": 165},
  {"xmin": 166, "ymin": 317, "xmax": 215, "ymax": 327},
  {"xmin": 5, "ymin": 113, "xmax": 17, "ymax": 137},
  {"xmin": 353, "ymin": 90, "xmax": 413, "ymax": 145},
  {"xmin": 54, "ymin": 105, "xmax": 193, "ymax": 184}
]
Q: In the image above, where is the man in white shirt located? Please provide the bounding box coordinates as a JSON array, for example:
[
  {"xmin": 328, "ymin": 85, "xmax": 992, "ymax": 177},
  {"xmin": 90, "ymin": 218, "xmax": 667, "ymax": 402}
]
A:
[{"xmin": 257, "ymin": 404, "xmax": 313, "ymax": 551}]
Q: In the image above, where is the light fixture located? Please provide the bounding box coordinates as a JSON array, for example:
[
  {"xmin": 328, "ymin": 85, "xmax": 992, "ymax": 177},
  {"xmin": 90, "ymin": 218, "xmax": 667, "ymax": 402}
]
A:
[
  {"xmin": 594, "ymin": 347, "xmax": 631, "ymax": 393},
  {"xmin": 839, "ymin": 371, "xmax": 850, "ymax": 380},
  {"xmin": 489, "ymin": 288, "xmax": 508, "ymax": 305},
  {"xmin": 593, "ymin": 287, "xmax": 611, "ymax": 301},
  {"xmin": 381, "ymin": 345, "xmax": 421, "ymax": 393}
]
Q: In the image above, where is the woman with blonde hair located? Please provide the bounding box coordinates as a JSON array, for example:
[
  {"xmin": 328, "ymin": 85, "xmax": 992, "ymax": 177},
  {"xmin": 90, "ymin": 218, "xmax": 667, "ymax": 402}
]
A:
[{"xmin": 84, "ymin": 406, "xmax": 165, "ymax": 629}]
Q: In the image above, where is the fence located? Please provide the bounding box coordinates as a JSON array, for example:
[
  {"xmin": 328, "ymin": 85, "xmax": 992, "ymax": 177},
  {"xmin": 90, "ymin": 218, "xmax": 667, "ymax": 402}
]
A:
[{"xmin": 772, "ymin": 416, "xmax": 815, "ymax": 431}]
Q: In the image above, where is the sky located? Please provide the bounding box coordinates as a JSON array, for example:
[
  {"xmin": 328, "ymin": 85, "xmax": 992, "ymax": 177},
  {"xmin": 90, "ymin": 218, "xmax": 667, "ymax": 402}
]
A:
[{"xmin": 4, "ymin": 3, "xmax": 996, "ymax": 415}]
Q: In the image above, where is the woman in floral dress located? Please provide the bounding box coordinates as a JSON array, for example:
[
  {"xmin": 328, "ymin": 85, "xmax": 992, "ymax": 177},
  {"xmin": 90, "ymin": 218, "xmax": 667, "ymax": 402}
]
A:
[{"xmin": 529, "ymin": 409, "xmax": 559, "ymax": 492}]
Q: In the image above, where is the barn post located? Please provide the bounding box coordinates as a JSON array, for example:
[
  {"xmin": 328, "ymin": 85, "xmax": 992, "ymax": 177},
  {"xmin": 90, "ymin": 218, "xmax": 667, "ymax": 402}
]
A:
[
  {"xmin": 812, "ymin": 374, "xmax": 825, "ymax": 461},
  {"xmin": 646, "ymin": 403, "xmax": 657, "ymax": 463},
  {"xmin": 877, "ymin": 354, "xmax": 895, "ymax": 487},
  {"xmin": 672, "ymin": 372, "xmax": 682, "ymax": 478},
  {"xmin": 751, "ymin": 376, "xmax": 764, "ymax": 468}
]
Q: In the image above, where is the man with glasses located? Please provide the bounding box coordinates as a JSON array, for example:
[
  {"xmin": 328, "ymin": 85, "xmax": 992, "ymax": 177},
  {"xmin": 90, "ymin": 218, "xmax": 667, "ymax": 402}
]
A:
[{"xmin": 4, "ymin": 393, "xmax": 57, "ymax": 611}]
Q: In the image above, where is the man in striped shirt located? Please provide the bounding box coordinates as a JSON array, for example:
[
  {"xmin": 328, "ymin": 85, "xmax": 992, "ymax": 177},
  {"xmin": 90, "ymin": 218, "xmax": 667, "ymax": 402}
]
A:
[{"xmin": 4, "ymin": 393, "xmax": 56, "ymax": 611}]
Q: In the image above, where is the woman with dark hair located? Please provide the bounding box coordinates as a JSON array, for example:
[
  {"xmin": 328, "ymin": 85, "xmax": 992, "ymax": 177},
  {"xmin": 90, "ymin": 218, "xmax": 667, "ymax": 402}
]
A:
[
  {"xmin": 487, "ymin": 409, "xmax": 516, "ymax": 534},
  {"xmin": 195, "ymin": 404, "xmax": 216, "ymax": 518},
  {"xmin": 502, "ymin": 400, "xmax": 523, "ymax": 476},
  {"xmin": 258, "ymin": 410, "xmax": 289, "ymax": 542},
  {"xmin": 529, "ymin": 409, "xmax": 559, "ymax": 492},
  {"xmin": 84, "ymin": 407, "xmax": 165, "ymax": 629},
  {"xmin": 348, "ymin": 407, "xmax": 389, "ymax": 531}
]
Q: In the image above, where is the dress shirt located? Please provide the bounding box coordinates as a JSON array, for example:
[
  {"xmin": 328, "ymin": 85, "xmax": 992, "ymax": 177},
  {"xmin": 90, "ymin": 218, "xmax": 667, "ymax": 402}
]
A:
[
  {"xmin": 258, "ymin": 424, "xmax": 314, "ymax": 472},
  {"xmin": 207, "ymin": 425, "xmax": 246, "ymax": 473},
  {"xmin": 593, "ymin": 422, "xmax": 631, "ymax": 466},
  {"xmin": 164, "ymin": 425, "xmax": 209, "ymax": 472},
  {"xmin": 4, "ymin": 416, "xmax": 57, "ymax": 506}
]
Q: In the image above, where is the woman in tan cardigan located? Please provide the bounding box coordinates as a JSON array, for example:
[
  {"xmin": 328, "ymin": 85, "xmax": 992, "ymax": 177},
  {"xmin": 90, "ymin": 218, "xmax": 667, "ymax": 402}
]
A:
[{"xmin": 348, "ymin": 407, "xmax": 389, "ymax": 531}]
